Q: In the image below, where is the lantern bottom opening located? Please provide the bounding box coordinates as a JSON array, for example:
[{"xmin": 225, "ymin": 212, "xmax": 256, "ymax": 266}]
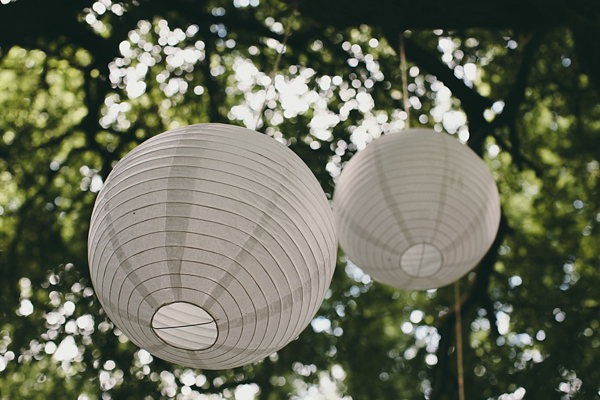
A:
[
  {"xmin": 151, "ymin": 302, "xmax": 218, "ymax": 350},
  {"xmin": 400, "ymin": 243, "xmax": 443, "ymax": 278}
]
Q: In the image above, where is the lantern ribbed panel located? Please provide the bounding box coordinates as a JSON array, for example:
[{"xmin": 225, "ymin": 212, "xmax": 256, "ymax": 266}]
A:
[
  {"xmin": 333, "ymin": 129, "xmax": 500, "ymax": 290},
  {"xmin": 88, "ymin": 123, "xmax": 337, "ymax": 369}
]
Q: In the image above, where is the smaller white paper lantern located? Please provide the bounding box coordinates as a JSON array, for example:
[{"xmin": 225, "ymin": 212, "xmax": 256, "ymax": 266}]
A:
[
  {"xmin": 333, "ymin": 129, "xmax": 500, "ymax": 290},
  {"xmin": 88, "ymin": 123, "xmax": 337, "ymax": 369}
]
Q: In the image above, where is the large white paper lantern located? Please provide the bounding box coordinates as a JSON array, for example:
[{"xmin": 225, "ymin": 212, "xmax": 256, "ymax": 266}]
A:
[
  {"xmin": 333, "ymin": 129, "xmax": 500, "ymax": 290},
  {"xmin": 88, "ymin": 123, "xmax": 337, "ymax": 369}
]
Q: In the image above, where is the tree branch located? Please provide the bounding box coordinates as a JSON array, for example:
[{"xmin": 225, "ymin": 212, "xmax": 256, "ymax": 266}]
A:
[
  {"xmin": 491, "ymin": 30, "xmax": 545, "ymax": 128},
  {"xmin": 296, "ymin": 0, "xmax": 573, "ymax": 30}
]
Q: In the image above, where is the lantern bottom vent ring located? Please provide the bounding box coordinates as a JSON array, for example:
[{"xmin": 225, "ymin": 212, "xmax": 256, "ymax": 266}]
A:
[
  {"xmin": 399, "ymin": 243, "xmax": 443, "ymax": 278},
  {"xmin": 151, "ymin": 302, "xmax": 218, "ymax": 351}
]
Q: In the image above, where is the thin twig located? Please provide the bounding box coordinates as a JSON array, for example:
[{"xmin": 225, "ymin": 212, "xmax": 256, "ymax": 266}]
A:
[
  {"xmin": 254, "ymin": 3, "xmax": 299, "ymax": 131},
  {"xmin": 399, "ymin": 32, "xmax": 410, "ymax": 128}
]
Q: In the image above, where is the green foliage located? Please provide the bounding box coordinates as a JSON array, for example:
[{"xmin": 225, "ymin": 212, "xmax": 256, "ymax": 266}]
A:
[{"xmin": 1, "ymin": 0, "xmax": 600, "ymax": 399}]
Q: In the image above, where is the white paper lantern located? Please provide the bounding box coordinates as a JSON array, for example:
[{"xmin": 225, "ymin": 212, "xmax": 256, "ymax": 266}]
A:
[
  {"xmin": 333, "ymin": 129, "xmax": 500, "ymax": 290},
  {"xmin": 88, "ymin": 123, "xmax": 337, "ymax": 369}
]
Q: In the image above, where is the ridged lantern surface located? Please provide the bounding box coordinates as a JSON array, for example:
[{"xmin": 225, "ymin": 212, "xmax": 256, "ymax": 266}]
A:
[
  {"xmin": 333, "ymin": 129, "xmax": 500, "ymax": 290},
  {"xmin": 88, "ymin": 123, "xmax": 337, "ymax": 369}
]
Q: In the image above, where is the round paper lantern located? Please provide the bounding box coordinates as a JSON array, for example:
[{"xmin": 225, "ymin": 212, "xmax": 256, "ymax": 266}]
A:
[
  {"xmin": 333, "ymin": 129, "xmax": 500, "ymax": 290},
  {"xmin": 88, "ymin": 123, "xmax": 337, "ymax": 369}
]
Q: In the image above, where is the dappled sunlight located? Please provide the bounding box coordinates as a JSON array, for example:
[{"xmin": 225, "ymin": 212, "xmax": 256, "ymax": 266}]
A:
[
  {"xmin": 290, "ymin": 364, "xmax": 350, "ymax": 400},
  {"xmin": 1, "ymin": 1, "xmax": 600, "ymax": 398},
  {"xmin": 53, "ymin": 336, "xmax": 78, "ymax": 362},
  {"xmin": 497, "ymin": 387, "xmax": 526, "ymax": 400},
  {"xmin": 233, "ymin": 0, "xmax": 260, "ymax": 7},
  {"xmin": 108, "ymin": 19, "xmax": 206, "ymax": 101},
  {"xmin": 229, "ymin": 61, "xmax": 326, "ymax": 130},
  {"xmin": 82, "ymin": 0, "xmax": 124, "ymax": 34}
]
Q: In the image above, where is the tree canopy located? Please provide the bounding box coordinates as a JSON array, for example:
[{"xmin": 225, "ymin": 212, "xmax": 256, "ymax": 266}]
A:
[{"xmin": 1, "ymin": 0, "xmax": 600, "ymax": 399}]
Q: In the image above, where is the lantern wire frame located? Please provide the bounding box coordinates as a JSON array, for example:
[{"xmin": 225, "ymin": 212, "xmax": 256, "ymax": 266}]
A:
[
  {"xmin": 88, "ymin": 124, "xmax": 338, "ymax": 369},
  {"xmin": 334, "ymin": 130, "xmax": 501, "ymax": 288}
]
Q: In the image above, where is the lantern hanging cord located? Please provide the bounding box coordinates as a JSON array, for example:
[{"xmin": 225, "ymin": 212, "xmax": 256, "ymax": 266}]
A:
[
  {"xmin": 455, "ymin": 280, "xmax": 466, "ymax": 400},
  {"xmin": 399, "ymin": 32, "xmax": 410, "ymax": 128},
  {"xmin": 254, "ymin": 3, "xmax": 299, "ymax": 131}
]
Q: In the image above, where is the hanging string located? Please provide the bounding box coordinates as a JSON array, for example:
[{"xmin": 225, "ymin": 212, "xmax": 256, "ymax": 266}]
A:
[
  {"xmin": 454, "ymin": 280, "xmax": 466, "ymax": 400},
  {"xmin": 399, "ymin": 32, "xmax": 410, "ymax": 129},
  {"xmin": 254, "ymin": 4, "xmax": 298, "ymax": 131}
]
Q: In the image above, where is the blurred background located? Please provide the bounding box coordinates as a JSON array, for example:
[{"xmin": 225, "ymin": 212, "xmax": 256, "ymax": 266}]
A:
[{"xmin": 1, "ymin": 0, "xmax": 600, "ymax": 399}]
